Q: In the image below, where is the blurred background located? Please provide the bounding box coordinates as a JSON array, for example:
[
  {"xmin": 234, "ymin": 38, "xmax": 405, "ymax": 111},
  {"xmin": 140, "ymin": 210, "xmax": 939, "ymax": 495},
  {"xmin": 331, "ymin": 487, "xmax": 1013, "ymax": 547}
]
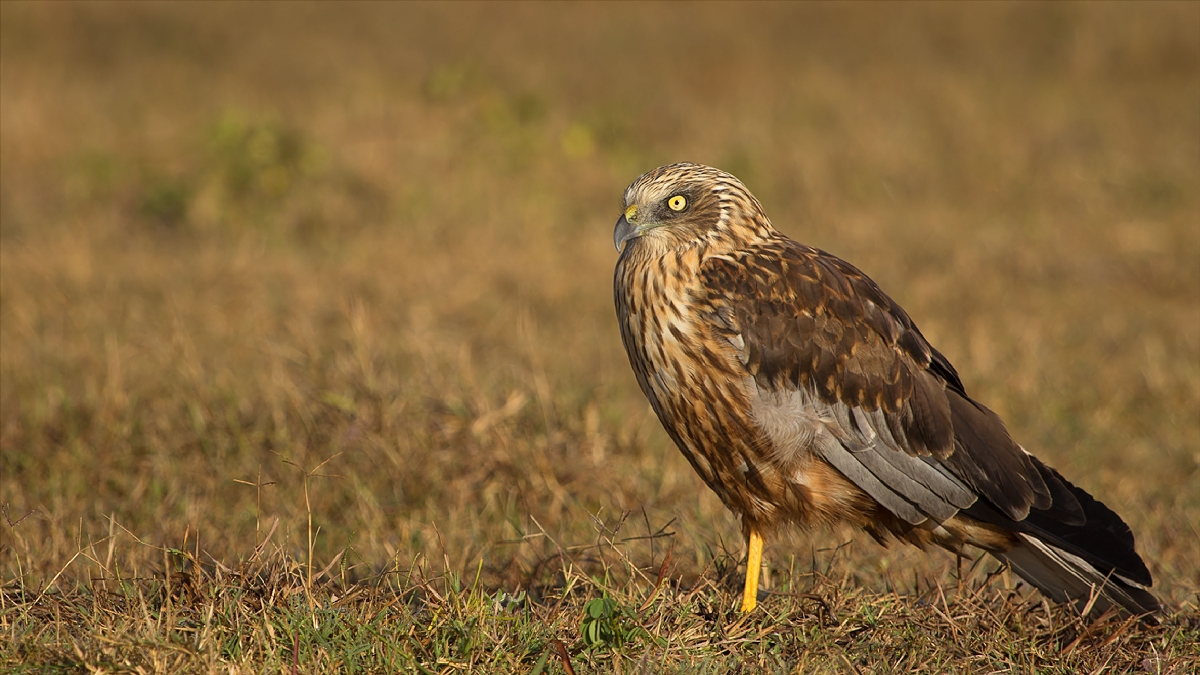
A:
[{"xmin": 2, "ymin": 3, "xmax": 1197, "ymax": 606}]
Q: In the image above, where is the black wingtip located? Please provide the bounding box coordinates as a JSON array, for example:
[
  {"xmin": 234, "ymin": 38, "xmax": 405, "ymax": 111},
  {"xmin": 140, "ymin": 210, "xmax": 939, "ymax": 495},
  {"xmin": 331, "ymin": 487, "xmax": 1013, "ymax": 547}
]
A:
[{"xmin": 963, "ymin": 464, "xmax": 1158, "ymax": 619}]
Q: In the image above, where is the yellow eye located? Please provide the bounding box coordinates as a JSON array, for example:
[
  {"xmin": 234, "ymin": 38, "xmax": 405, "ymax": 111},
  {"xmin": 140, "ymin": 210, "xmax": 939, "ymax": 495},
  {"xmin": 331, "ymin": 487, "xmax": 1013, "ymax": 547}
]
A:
[{"xmin": 667, "ymin": 195, "xmax": 687, "ymax": 211}]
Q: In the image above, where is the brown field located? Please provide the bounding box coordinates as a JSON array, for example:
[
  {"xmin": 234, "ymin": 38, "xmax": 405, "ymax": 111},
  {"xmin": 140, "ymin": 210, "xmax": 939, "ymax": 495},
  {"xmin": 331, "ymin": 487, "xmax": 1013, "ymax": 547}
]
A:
[{"xmin": 2, "ymin": 3, "xmax": 1198, "ymax": 673}]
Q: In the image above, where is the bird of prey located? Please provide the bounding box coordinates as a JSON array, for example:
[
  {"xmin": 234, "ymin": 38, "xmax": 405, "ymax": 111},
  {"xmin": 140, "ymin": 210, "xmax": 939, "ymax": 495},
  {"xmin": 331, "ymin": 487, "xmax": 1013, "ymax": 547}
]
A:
[{"xmin": 612, "ymin": 162, "xmax": 1158, "ymax": 618}]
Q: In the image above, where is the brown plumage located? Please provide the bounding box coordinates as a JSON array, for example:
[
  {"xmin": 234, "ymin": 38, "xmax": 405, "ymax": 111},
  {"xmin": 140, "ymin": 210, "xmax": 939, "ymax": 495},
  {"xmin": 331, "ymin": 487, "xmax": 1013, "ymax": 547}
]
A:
[{"xmin": 613, "ymin": 163, "xmax": 1159, "ymax": 617}]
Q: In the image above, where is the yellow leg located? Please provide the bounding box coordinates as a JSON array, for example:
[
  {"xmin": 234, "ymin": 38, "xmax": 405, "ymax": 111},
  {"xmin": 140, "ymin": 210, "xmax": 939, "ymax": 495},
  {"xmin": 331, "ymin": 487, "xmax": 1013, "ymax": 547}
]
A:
[{"xmin": 739, "ymin": 530, "xmax": 763, "ymax": 613}]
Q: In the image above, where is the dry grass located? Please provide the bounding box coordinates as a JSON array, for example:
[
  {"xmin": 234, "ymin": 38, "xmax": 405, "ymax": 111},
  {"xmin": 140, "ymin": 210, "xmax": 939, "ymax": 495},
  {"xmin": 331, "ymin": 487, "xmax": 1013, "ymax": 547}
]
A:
[{"xmin": 1, "ymin": 3, "xmax": 1198, "ymax": 672}]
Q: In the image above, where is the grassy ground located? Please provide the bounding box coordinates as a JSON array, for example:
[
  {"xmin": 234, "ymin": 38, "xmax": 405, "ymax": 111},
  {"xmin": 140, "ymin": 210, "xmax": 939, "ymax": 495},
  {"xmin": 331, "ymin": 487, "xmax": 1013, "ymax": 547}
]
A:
[{"xmin": 2, "ymin": 3, "xmax": 1198, "ymax": 673}]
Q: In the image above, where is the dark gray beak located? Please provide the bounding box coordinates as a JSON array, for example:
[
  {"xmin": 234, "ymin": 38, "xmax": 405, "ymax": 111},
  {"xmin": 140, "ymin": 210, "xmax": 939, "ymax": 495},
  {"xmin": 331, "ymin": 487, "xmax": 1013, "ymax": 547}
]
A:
[{"xmin": 613, "ymin": 215, "xmax": 638, "ymax": 251}]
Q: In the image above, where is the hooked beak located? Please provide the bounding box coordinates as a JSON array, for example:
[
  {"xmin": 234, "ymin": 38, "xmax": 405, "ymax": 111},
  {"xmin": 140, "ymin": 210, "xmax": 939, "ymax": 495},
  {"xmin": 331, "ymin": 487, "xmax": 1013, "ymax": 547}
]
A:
[
  {"xmin": 613, "ymin": 215, "xmax": 638, "ymax": 251},
  {"xmin": 614, "ymin": 205, "xmax": 643, "ymax": 251}
]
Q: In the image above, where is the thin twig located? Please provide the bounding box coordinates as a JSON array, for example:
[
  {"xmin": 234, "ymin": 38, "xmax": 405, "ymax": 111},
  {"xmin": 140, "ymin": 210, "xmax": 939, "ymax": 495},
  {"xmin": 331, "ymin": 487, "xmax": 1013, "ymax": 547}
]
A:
[{"xmin": 552, "ymin": 639, "xmax": 576, "ymax": 675}]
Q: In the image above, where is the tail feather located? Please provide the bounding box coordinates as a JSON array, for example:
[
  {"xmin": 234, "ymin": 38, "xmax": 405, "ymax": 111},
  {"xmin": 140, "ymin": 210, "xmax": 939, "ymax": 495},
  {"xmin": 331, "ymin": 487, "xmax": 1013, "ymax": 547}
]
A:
[
  {"xmin": 953, "ymin": 464, "xmax": 1162, "ymax": 620},
  {"xmin": 997, "ymin": 532, "xmax": 1161, "ymax": 619}
]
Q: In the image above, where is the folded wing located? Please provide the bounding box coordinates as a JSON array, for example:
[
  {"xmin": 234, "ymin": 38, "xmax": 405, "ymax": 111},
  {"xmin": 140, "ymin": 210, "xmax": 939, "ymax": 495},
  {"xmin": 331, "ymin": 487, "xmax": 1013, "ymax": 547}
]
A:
[{"xmin": 698, "ymin": 239, "xmax": 1157, "ymax": 616}]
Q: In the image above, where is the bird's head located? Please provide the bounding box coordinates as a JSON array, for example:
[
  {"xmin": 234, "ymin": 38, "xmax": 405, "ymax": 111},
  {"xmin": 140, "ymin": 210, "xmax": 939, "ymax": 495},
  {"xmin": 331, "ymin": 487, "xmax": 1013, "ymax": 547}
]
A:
[{"xmin": 614, "ymin": 163, "xmax": 772, "ymax": 256}]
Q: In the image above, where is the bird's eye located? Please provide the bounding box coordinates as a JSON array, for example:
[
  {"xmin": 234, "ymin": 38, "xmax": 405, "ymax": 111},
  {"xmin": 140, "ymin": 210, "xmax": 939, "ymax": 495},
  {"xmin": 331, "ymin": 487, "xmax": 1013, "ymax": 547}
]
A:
[{"xmin": 667, "ymin": 195, "xmax": 687, "ymax": 211}]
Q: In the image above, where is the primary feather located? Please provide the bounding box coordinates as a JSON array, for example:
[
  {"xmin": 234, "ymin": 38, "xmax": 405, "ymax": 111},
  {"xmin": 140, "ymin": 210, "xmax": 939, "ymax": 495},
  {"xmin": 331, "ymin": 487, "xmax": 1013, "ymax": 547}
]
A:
[{"xmin": 613, "ymin": 162, "xmax": 1158, "ymax": 617}]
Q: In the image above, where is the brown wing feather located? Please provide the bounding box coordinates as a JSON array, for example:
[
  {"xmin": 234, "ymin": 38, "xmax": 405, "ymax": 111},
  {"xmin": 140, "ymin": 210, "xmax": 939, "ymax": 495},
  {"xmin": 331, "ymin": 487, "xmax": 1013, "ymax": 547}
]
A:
[{"xmin": 699, "ymin": 238, "xmax": 1073, "ymax": 524}]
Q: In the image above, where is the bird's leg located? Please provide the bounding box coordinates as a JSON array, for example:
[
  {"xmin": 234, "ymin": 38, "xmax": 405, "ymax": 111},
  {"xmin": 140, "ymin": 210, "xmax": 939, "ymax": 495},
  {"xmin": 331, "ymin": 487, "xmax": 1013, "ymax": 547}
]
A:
[{"xmin": 739, "ymin": 530, "xmax": 763, "ymax": 612}]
